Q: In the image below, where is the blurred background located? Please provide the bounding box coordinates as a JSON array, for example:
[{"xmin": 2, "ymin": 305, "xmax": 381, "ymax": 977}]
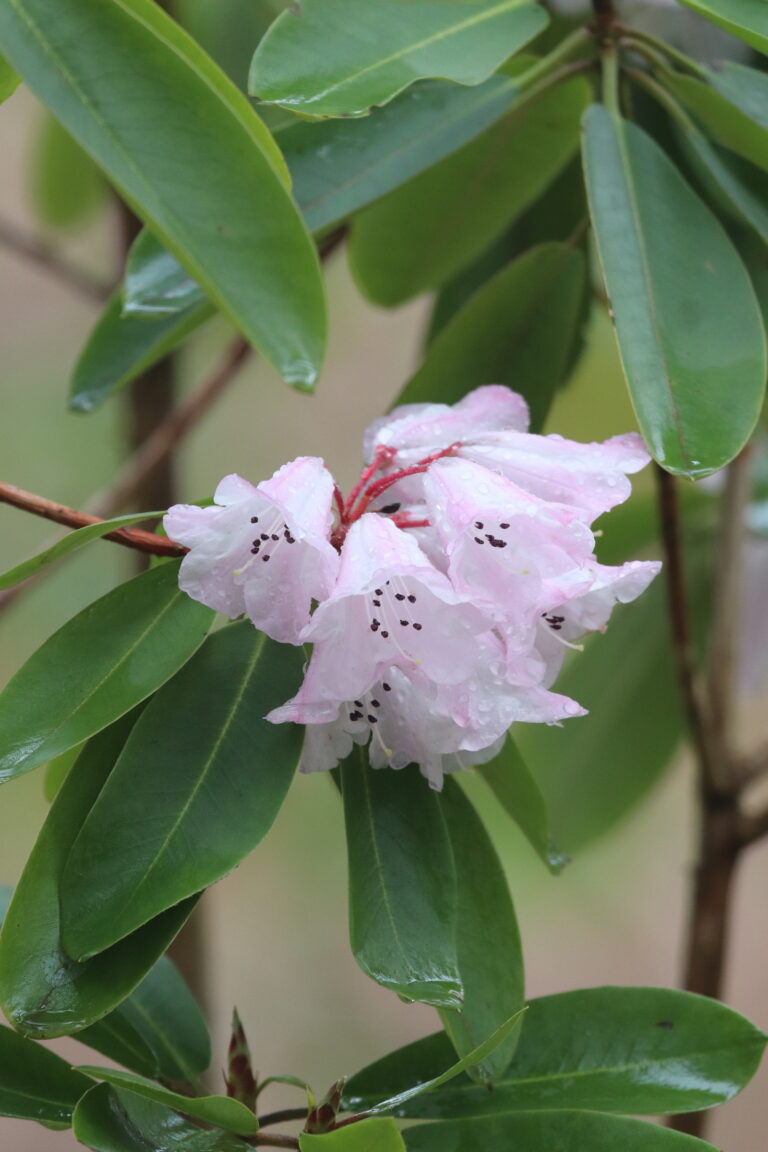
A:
[{"xmin": 1, "ymin": 1, "xmax": 767, "ymax": 1148}]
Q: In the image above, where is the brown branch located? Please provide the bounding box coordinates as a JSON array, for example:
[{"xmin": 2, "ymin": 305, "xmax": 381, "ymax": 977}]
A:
[
  {"xmin": 0, "ymin": 482, "xmax": 185, "ymax": 558},
  {"xmin": 0, "ymin": 216, "xmax": 113, "ymax": 302},
  {"xmin": 258, "ymin": 1110, "xmax": 309, "ymax": 1130},
  {"xmin": 92, "ymin": 336, "xmax": 251, "ymax": 517}
]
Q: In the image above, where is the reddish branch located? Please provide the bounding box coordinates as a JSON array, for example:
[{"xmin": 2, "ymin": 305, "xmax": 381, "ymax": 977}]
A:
[
  {"xmin": 0, "ymin": 482, "xmax": 186, "ymax": 558},
  {"xmin": 0, "ymin": 216, "xmax": 113, "ymax": 303}
]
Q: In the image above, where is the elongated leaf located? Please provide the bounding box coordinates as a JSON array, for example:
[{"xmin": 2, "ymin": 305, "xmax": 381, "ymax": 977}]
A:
[
  {"xmin": 69, "ymin": 289, "xmax": 213, "ymax": 413},
  {"xmin": 301, "ymin": 1119, "xmax": 406, "ymax": 1152},
  {"xmin": 0, "ymin": 1025, "xmax": 92, "ymax": 1125},
  {"xmin": 123, "ymin": 230, "xmax": 205, "ymax": 318},
  {"xmin": 403, "ymin": 1111, "xmax": 718, "ymax": 1151},
  {"xmin": 344, "ymin": 986, "xmax": 766, "ymax": 1118},
  {"xmin": 0, "ymin": 511, "xmax": 166, "ymax": 591},
  {"xmin": 583, "ymin": 104, "xmax": 765, "ymax": 478},
  {"xmin": 397, "ymin": 244, "xmax": 585, "ymax": 431},
  {"xmin": 0, "ymin": 53, "xmax": 19, "ymax": 101},
  {"xmin": 29, "ymin": 114, "xmax": 108, "ymax": 231},
  {"xmin": 677, "ymin": 0, "xmax": 768, "ymax": 56},
  {"xmin": 350, "ymin": 77, "xmax": 590, "ymax": 304},
  {"xmin": 73, "ymin": 1083, "xmax": 251, "ymax": 1152},
  {"xmin": 661, "ymin": 71, "xmax": 768, "ymax": 175},
  {"xmin": 476, "ymin": 737, "xmax": 566, "ymax": 872},
  {"xmin": 61, "ymin": 623, "xmax": 303, "ymax": 959},
  {"xmin": 0, "ymin": 717, "xmax": 197, "ymax": 1037},
  {"xmin": 677, "ymin": 123, "xmax": 768, "ymax": 244},
  {"xmin": 0, "ymin": 560, "xmax": 212, "ymax": 783},
  {"xmin": 708, "ymin": 61, "xmax": 768, "ymax": 131},
  {"xmin": 249, "ymin": 0, "xmax": 548, "ymax": 118},
  {"xmin": 516, "ymin": 578, "xmax": 682, "ymax": 850},
  {"xmin": 77, "ymin": 1069, "xmax": 258, "ymax": 1136},
  {"xmin": 341, "ymin": 753, "xmax": 462, "ymax": 1008},
  {"xmin": 437, "ymin": 780, "xmax": 524, "ymax": 1081},
  {"xmin": 283, "ymin": 73, "xmax": 522, "ymax": 233},
  {"xmin": 77, "ymin": 956, "xmax": 210, "ymax": 1084},
  {"xmin": 0, "ymin": 0, "xmax": 326, "ymax": 386},
  {"xmin": 43, "ymin": 744, "xmax": 82, "ymax": 802}
]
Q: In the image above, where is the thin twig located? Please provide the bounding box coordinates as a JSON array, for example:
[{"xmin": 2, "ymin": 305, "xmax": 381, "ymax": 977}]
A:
[
  {"xmin": 251, "ymin": 1136, "xmax": 299, "ymax": 1150},
  {"xmin": 258, "ymin": 1109, "xmax": 309, "ymax": 1130},
  {"xmin": 0, "ymin": 216, "xmax": 113, "ymax": 302},
  {"xmin": 0, "ymin": 482, "xmax": 185, "ymax": 558},
  {"xmin": 92, "ymin": 336, "xmax": 251, "ymax": 516},
  {"xmin": 707, "ymin": 448, "xmax": 753, "ymax": 783}
]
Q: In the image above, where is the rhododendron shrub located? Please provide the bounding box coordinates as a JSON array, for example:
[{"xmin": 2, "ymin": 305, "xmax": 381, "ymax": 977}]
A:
[{"xmin": 0, "ymin": 0, "xmax": 767, "ymax": 1149}]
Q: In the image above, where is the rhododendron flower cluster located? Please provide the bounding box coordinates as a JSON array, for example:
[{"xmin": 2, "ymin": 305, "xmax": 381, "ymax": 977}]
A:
[{"xmin": 165, "ymin": 386, "xmax": 660, "ymax": 789}]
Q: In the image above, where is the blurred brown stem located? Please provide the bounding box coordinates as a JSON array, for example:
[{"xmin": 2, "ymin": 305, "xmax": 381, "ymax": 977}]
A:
[
  {"xmin": 656, "ymin": 453, "xmax": 755, "ymax": 1140},
  {"xmin": 0, "ymin": 215, "xmax": 112, "ymax": 302}
]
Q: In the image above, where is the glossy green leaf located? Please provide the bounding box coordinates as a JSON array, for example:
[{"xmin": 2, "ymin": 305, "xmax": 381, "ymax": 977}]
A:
[
  {"xmin": 43, "ymin": 745, "xmax": 82, "ymax": 802},
  {"xmin": 0, "ymin": 511, "xmax": 165, "ymax": 592},
  {"xmin": 77, "ymin": 956, "xmax": 210, "ymax": 1084},
  {"xmin": 301, "ymin": 1119, "xmax": 406, "ymax": 1152},
  {"xmin": 69, "ymin": 289, "xmax": 212, "ymax": 413},
  {"xmin": 61, "ymin": 623, "xmax": 303, "ymax": 959},
  {"xmin": 249, "ymin": 0, "xmax": 548, "ymax": 118},
  {"xmin": 661, "ymin": 71, "xmax": 768, "ymax": 175},
  {"xmin": 0, "ymin": 53, "xmax": 19, "ymax": 101},
  {"xmin": 476, "ymin": 736, "xmax": 566, "ymax": 872},
  {"xmin": 29, "ymin": 114, "xmax": 108, "ymax": 231},
  {"xmin": 403, "ymin": 1111, "xmax": 718, "ymax": 1151},
  {"xmin": 397, "ymin": 244, "xmax": 586, "ymax": 431},
  {"xmin": 677, "ymin": 0, "xmax": 768, "ymax": 55},
  {"xmin": 341, "ymin": 753, "xmax": 462, "ymax": 1008},
  {"xmin": 707, "ymin": 61, "xmax": 768, "ymax": 131},
  {"xmin": 0, "ymin": 0, "xmax": 326, "ymax": 387},
  {"xmin": 76, "ymin": 1069, "xmax": 258, "ymax": 1136},
  {"xmin": 349, "ymin": 77, "xmax": 590, "ymax": 304},
  {"xmin": 73, "ymin": 1083, "xmax": 251, "ymax": 1152},
  {"xmin": 516, "ymin": 578, "xmax": 682, "ymax": 850},
  {"xmin": 123, "ymin": 230, "xmax": 205, "ymax": 318},
  {"xmin": 283, "ymin": 73, "xmax": 522, "ymax": 233},
  {"xmin": 583, "ymin": 104, "xmax": 765, "ymax": 478},
  {"xmin": 437, "ymin": 780, "xmax": 524, "ymax": 1081},
  {"xmin": 677, "ymin": 123, "xmax": 768, "ymax": 245},
  {"xmin": 0, "ymin": 560, "xmax": 212, "ymax": 784},
  {"xmin": 344, "ymin": 986, "xmax": 766, "ymax": 1118},
  {"xmin": 0, "ymin": 717, "xmax": 198, "ymax": 1038},
  {"xmin": 0, "ymin": 1024, "xmax": 92, "ymax": 1125}
]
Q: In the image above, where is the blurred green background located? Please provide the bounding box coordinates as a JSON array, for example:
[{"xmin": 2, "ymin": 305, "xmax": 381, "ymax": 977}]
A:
[{"xmin": 1, "ymin": 61, "xmax": 767, "ymax": 1149}]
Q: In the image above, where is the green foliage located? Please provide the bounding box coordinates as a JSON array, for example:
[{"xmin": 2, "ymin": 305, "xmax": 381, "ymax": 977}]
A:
[
  {"xmin": 60, "ymin": 623, "xmax": 304, "ymax": 959},
  {"xmin": 344, "ymin": 987, "xmax": 766, "ymax": 1117},
  {"xmin": 75, "ymin": 1068, "xmax": 259, "ymax": 1136},
  {"xmin": 0, "ymin": 561, "xmax": 213, "ymax": 784},
  {"xmin": 583, "ymin": 104, "xmax": 765, "ymax": 478},
  {"xmin": 123, "ymin": 230, "xmax": 205, "ymax": 318},
  {"xmin": 249, "ymin": 0, "xmax": 548, "ymax": 117},
  {"xmin": 476, "ymin": 737, "xmax": 566, "ymax": 872},
  {"xmin": 437, "ymin": 780, "xmax": 524, "ymax": 1081},
  {"xmin": 677, "ymin": 0, "xmax": 768, "ymax": 56},
  {"xmin": 0, "ymin": 1026, "xmax": 92, "ymax": 1126},
  {"xmin": 397, "ymin": 243, "xmax": 586, "ymax": 431},
  {"xmin": 349, "ymin": 76, "xmax": 591, "ymax": 304},
  {"xmin": 0, "ymin": 717, "xmax": 198, "ymax": 1037},
  {"xmin": 73, "ymin": 1083, "xmax": 252, "ymax": 1152},
  {"xmin": 0, "ymin": 52, "xmax": 19, "ymax": 102},
  {"xmin": 0, "ymin": 0, "xmax": 326, "ymax": 386},
  {"xmin": 28, "ymin": 113, "xmax": 108, "ymax": 231},
  {"xmin": 301, "ymin": 1119, "xmax": 406, "ymax": 1152},
  {"xmin": 341, "ymin": 753, "xmax": 462, "ymax": 1008}
]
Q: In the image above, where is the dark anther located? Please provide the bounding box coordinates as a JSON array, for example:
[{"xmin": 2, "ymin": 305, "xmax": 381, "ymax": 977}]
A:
[
  {"xmin": 474, "ymin": 537, "xmax": 485, "ymax": 545},
  {"xmin": 500, "ymin": 522, "xmax": 510, "ymax": 529},
  {"xmin": 354, "ymin": 700, "xmax": 363, "ymax": 707},
  {"xmin": 250, "ymin": 515, "xmax": 259, "ymax": 523},
  {"xmin": 370, "ymin": 699, "xmax": 380, "ymax": 708},
  {"xmin": 381, "ymin": 630, "xmax": 389, "ymax": 638},
  {"xmin": 271, "ymin": 534, "xmax": 279, "ymax": 541},
  {"xmin": 475, "ymin": 521, "xmax": 484, "ymax": 529},
  {"xmin": 400, "ymin": 619, "xmax": 409, "ymax": 627},
  {"xmin": 370, "ymin": 620, "xmax": 380, "ymax": 632},
  {"xmin": 349, "ymin": 710, "xmax": 363, "ymax": 722},
  {"xmin": 413, "ymin": 622, "xmax": 422, "ymax": 631},
  {"xmin": 382, "ymin": 682, "xmax": 391, "ymax": 691},
  {"xmin": 395, "ymin": 593, "xmax": 405, "ymax": 601},
  {"xmin": 486, "ymin": 534, "xmax": 507, "ymax": 549},
  {"xmin": 373, "ymin": 599, "xmax": 381, "ymax": 607},
  {"xmin": 380, "ymin": 502, "xmax": 401, "ymax": 514},
  {"xmin": 375, "ymin": 588, "xmax": 383, "ymax": 596},
  {"xmin": 407, "ymin": 594, "xmax": 416, "ymax": 603},
  {"xmin": 262, "ymin": 555, "xmax": 271, "ymax": 562},
  {"xmin": 261, "ymin": 533, "xmax": 269, "ymax": 541},
  {"xmin": 367, "ymin": 714, "xmax": 378, "ymax": 724}
]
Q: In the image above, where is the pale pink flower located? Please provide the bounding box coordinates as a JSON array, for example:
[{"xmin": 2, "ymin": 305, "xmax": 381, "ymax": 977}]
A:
[{"xmin": 163, "ymin": 456, "xmax": 338, "ymax": 644}]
